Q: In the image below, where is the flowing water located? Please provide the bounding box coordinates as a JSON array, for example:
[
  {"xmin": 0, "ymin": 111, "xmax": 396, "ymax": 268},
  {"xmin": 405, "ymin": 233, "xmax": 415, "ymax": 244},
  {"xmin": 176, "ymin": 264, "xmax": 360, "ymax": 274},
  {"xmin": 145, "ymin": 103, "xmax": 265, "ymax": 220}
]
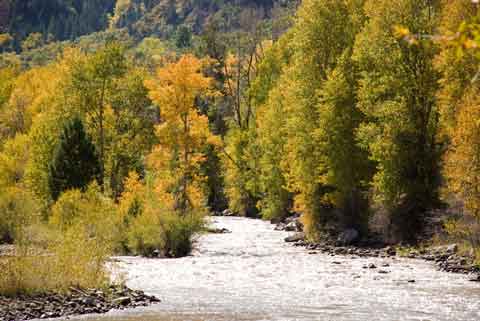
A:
[{"xmin": 61, "ymin": 217, "xmax": 479, "ymax": 321}]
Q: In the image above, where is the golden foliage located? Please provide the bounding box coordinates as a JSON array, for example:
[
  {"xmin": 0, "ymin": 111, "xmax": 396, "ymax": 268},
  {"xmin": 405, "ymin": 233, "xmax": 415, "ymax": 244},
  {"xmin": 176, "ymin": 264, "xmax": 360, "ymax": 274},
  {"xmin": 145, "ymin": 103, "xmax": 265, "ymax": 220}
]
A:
[{"xmin": 145, "ymin": 54, "xmax": 220, "ymax": 214}]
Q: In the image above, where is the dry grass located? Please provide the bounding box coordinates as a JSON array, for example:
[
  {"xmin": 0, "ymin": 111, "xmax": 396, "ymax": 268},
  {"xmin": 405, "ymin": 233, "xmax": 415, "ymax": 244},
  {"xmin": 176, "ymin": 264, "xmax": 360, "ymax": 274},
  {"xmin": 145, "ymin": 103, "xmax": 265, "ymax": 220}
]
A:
[{"xmin": 0, "ymin": 225, "xmax": 112, "ymax": 296}]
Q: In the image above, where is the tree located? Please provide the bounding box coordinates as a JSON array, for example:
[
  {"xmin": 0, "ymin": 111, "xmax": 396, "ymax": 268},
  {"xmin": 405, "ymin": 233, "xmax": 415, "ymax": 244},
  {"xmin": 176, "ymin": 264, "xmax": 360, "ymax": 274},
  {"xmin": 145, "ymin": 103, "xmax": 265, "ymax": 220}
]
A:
[
  {"xmin": 106, "ymin": 67, "xmax": 157, "ymax": 199},
  {"xmin": 314, "ymin": 51, "xmax": 373, "ymax": 231},
  {"xmin": 175, "ymin": 25, "xmax": 193, "ymax": 49},
  {"xmin": 353, "ymin": 0, "xmax": 442, "ymax": 241},
  {"xmin": 145, "ymin": 54, "xmax": 220, "ymax": 215},
  {"xmin": 49, "ymin": 118, "xmax": 100, "ymax": 201},
  {"xmin": 251, "ymin": 33, "xmax": 294, "ymax": 220},
  {"xmin": 279, "ymin": 0, "xmax": 366, "ymax": 236},
  {"xmin": 437, "ymin": 0, "xmax": 480, "ymax": 253},
  {"xmin": 71, "ymin": 42, "xmax": 127, "ymax": 192},
  {"xmin": 220, "ymin": 26, "xmax": 270, "ymax": 217}
]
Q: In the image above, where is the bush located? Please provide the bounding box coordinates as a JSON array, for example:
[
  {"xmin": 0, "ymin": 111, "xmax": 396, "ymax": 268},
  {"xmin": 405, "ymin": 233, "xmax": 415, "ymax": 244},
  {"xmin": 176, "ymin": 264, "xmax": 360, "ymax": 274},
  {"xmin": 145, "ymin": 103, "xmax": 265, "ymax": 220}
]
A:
[
  {"xmin": 444, "ymin": 214, "xmax": 480, "ymax": 264},
  {"xmin": 50, "ymin": 184, "xmax": 123, "ymax": 252},
  {"xmin": 0, "ymin": 186, "xmax": 40, "ymax": 244},
  {"xmin": 0, "ymin": 184, "xmax": 120, "ymax": 296},
  {"xmin": 0, "ymin": 224, "xmax": 111, "ymax": 296},
  {"xmin": 120, "ymin": 172, "xmax": 206, "ymax": 258},
  {"xmin": 127, "ymin": 206, "xmax": 204, "ymax": 258},
  {"xmin": 161, "ymin": 211, "xmax": 204, "ymax": 258}
]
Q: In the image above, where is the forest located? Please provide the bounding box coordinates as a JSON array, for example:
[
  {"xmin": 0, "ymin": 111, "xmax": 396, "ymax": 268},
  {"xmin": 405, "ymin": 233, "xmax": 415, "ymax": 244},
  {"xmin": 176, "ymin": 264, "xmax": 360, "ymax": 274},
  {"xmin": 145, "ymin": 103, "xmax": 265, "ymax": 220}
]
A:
[{"xmin": 0, "ymin": 0, "xmax": 479, "ymax": 313}]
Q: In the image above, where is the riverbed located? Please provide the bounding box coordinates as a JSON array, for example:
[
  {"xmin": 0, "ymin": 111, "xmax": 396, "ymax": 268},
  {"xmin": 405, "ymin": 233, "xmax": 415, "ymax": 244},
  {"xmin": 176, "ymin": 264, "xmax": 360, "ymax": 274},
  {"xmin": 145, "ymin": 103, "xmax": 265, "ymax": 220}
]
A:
[{"xmin": 57, "ymin": 217, "xmax": 480, "ymax": 321}]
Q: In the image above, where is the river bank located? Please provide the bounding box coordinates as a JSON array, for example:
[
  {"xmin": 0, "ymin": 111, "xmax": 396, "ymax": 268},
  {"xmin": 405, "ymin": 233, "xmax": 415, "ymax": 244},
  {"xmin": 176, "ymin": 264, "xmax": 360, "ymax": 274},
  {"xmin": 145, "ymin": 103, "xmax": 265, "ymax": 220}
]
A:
[
  {"xmin": 274, "ymin": 216, "xmax": 480, "ymax": 279},
  {"xmin": 0, "ymin": 285, "xmax": 160, "ymax": 321}
]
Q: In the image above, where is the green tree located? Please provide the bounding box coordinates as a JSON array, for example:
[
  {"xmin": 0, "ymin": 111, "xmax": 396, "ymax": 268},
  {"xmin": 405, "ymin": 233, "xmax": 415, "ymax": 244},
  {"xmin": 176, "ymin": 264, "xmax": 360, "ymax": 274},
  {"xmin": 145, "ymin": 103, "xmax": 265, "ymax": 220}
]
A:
[
  {"xmin": 175, "ymin": 25, "xmax": 193, "ymax": 49},
  {"xmin": 71, "ymin": 42, "xmax": 127, "ymax": 192},
  {"xmin": 279, "ymin": 0, "xmax": 366, "ymax": 235},
  {"xmin": 353, "ymin": 0, "xmax": 442, "ymax": 241},
  {"xmin": 314, "ymin": 51, "xmax": 373, "ymax": 231},
  {"xmin": 252, "ymin": 33, "xmax": 294, "ymax": 220},
  {"xmin": 49, "ymin": 118, "xmax": 100, "ymax": 201}
]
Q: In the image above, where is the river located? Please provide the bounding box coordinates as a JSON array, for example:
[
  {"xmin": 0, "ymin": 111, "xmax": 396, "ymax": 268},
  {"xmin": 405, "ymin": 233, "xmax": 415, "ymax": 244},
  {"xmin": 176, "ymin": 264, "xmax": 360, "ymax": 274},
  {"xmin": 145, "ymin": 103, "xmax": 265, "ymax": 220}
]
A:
[{"xmin": 62, "ymin": 216, "xmax": 480, "ymax": 321}]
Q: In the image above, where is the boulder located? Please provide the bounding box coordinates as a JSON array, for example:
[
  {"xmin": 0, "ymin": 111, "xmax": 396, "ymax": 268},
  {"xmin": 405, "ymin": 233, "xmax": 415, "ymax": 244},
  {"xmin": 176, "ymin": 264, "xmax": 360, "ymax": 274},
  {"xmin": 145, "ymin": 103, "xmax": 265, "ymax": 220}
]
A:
[
  {"xmin": 284, "ymin": 232, "xmax": 305, "ymax": 243},
  {"xmin": 222, "ymin": 209, "xmax": 234, "ymax": 216},
  {"xmin": 336, "ymin": 228, "xmax": 360, "ymax": 246},
  {"xmin": 284, "ymin": 221, "xmax": 299, "ymax": 232}
]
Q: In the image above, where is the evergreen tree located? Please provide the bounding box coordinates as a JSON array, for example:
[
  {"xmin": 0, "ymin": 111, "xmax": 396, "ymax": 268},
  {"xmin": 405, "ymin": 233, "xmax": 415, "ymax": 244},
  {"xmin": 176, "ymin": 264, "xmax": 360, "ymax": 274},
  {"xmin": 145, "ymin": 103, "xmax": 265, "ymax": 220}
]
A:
[{"xmin": 49, "ymin": 117, "xmax": 100, "ymax": 201}]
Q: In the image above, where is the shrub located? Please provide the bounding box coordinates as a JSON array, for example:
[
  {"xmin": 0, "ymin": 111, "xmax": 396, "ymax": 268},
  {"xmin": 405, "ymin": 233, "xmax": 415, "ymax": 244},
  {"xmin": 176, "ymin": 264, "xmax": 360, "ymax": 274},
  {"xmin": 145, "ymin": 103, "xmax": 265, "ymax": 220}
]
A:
[
  {"xmin": 161, "ymin": 211, "xmax": 204, "ymax": 258},
  {"xmin": 126, "ymin": 206, "xmax": 165, "ymax": 257},
  {"xmin": 127, "ymin": 205, "xmax": 204, "ymax": 258},
  {"xmin": 1, "ymin": 184, "xmax": 119, "ymax": 295},
  {"xmin": 0, "ymin": 186, "xmax": 40, "ymax": 244},
  {"xmin": 50, "ymin": 183, "xmax": 123, "ymax": 252},
  {"xmin": 444, "ymin": 214, "xmax": 480, "ymax": 263},
  {"xmin": 120, "ymin": 172, "xmax": 206, "ymax": 258},
  {"xmin": 0, "ymin": 224, "xmax": 111, "ymax": 296}
]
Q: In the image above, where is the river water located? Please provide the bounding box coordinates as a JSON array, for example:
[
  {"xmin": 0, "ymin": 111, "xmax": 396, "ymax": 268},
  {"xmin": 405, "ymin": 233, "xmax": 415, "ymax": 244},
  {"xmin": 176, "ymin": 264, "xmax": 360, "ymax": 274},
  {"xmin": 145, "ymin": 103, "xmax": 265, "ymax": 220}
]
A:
[{"xmin": 64, "ymin": 217, "xmax": 479, "ymax": 321}]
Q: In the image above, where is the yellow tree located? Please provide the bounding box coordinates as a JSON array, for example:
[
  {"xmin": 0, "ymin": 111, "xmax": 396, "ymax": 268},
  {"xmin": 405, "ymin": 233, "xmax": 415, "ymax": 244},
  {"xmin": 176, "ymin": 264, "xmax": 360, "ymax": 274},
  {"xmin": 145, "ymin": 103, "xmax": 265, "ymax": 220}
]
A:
[
  {"xmin": 145, "ymin": 55, "xmax": 220, "ymax": 215},
  {"xmin": 437, "ymin": 0, "xmax": 480, "ymax": 253}
]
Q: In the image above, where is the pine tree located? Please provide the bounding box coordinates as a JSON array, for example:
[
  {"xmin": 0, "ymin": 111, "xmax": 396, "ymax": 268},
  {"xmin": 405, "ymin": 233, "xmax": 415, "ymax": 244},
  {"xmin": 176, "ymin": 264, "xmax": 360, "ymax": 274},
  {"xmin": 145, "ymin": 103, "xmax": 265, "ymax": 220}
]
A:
[{"xmin": 49, "ymin": 117, "xmax": 100, "ymax": 201}]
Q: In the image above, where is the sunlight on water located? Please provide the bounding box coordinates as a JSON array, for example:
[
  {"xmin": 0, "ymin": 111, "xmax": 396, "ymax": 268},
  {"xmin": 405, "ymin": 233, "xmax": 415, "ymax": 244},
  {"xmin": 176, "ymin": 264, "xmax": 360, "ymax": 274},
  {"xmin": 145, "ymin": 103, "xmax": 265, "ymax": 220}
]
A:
[{"xmin": 54, "ymin": 217, "xmax": 480, "ymax": 321}]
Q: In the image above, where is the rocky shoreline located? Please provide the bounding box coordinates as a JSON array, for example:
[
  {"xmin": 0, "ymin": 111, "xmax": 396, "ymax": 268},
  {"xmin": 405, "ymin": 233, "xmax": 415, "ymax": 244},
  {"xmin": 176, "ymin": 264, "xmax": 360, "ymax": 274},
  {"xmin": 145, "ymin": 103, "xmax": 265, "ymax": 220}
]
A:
[
  {"xmin": 274, "ymin": 216, "xmax": 480, "ymax": 281},
  {"xmin": 0, "ymin": 285, "xmax": 160, "ymax": 321}
]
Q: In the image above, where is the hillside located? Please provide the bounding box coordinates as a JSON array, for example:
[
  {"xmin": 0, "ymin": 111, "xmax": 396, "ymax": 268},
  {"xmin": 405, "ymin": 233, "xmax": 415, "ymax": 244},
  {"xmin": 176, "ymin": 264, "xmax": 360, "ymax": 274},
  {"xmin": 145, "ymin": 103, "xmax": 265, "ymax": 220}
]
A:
[{"xmin": 2, "ymin": 0, "xmax": 291, "ymax": 51}]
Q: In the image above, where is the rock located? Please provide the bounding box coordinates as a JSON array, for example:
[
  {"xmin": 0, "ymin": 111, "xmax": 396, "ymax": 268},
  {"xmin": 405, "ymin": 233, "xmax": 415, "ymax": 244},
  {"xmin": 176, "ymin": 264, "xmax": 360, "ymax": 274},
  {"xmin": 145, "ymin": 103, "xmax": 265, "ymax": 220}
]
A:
[
  {"xmin": 81, "ymin": 297, "xmax": 95, "ymax": 306},
  {"xmin": 270, "ymin": 217, "xmax": 283, "ymax": 224},
  {"xmin": 222, "ymin": 209, "xmax": 234, "ymax": 216},
  {"xmin": 207, "ymin": 227, "xmax": 232, "ymax": 234},
  {"xmin": 284, "ymin": 221, "xmax": 299, "ymax": 232},
  {"xmin": 0, "ymin": 286, "xmax": 160, "ymax": 321},
  {"xmin": 368, "ymin": 263, "xmax": 377, "ymax": 269},
  {"xmin": 447, "ymin": 244, "xmax": 458, "ymax": 254},
  {"xmin": 408, "ymin": 279, "xmax": 416, "ymax": 283},
  {"xmin": 113, "ymin": 297, "xmax": 131, "ymax": 306},
  {"xmin": 336, "ymin": 228, "xmax": 360, "ymax": 246},
  {"xmin": 378, "ymin": 270, "xmax": 390, "ymax": 274},
  {"xmin": 468, "ymin": 275, "xmax": 480, "ymax": 282},
  {"xmin": 284, "ymin": 232, "xmax": 305, "ymax": 243},
  {"xmin": 274, "ymin": 223, "xmax": 287, "ymax": 231},
  {"xmin": 432, "ymin": 244, "xmax": 458, "ymax": 255},
  {"xmin": 385, "ymin": 246, "xmax": 396, "ymax": 256}
]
